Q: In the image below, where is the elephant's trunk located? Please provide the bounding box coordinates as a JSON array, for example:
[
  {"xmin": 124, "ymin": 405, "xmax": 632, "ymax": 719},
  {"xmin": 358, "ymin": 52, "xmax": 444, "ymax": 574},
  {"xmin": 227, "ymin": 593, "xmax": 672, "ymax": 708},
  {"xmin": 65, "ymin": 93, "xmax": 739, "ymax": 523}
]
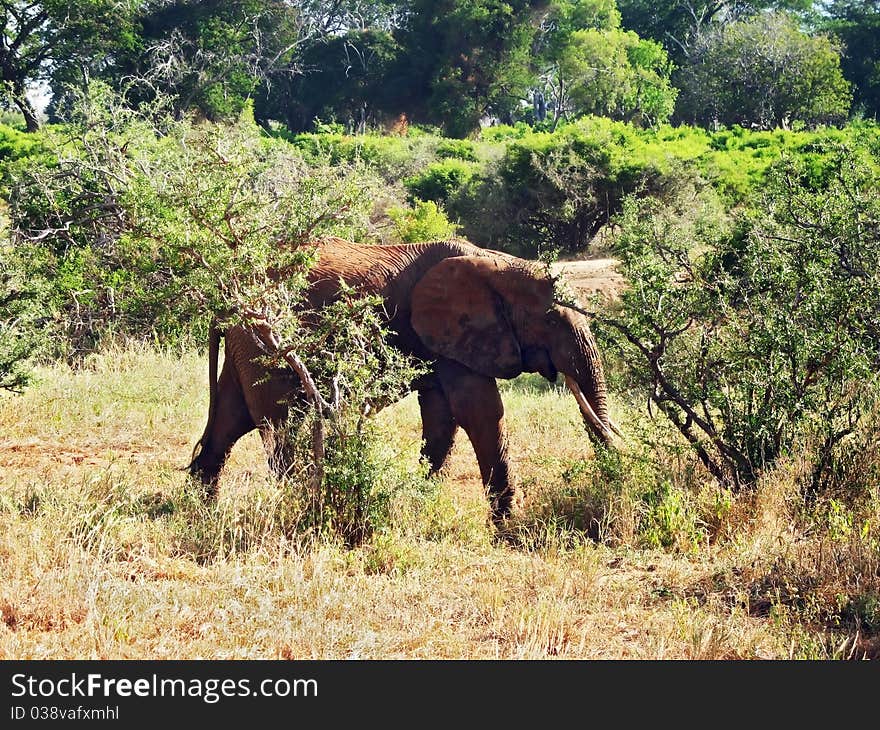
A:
[
  {"xmin": 551, "ymin": 307, "xmax": 617, "ymax": 448},
  {"xmin": 564, "ymin": 374, "xmax": 615, "ymax": 446}
]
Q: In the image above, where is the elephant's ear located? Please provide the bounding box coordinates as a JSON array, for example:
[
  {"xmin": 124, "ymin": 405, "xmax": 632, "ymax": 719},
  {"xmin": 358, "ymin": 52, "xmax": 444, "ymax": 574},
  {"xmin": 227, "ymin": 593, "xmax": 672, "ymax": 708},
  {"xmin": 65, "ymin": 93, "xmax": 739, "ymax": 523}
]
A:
[{"xmin": 411, "ymin": 255, "xmax": 549, "ymax": 379}]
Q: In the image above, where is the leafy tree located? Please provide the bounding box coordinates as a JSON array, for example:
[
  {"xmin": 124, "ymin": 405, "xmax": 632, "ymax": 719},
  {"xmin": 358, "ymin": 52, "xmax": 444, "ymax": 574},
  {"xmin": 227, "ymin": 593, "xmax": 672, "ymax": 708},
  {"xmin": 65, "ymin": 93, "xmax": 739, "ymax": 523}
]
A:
[
  {"xmin": 531, "ymin": 1, "xmax": 676, "ymax": 128},
  {"xmin": 275, "ymin": 0, "xmax": 542, "ymax": 136},
  {"xmin": 396, "ymin": 0, "xmax": 538, "ymax": 137},
  {"xmin": 41, "ymin": 0, "xmax": 406, "ymax": 128},
  {"xmin": 822, "ymin": 1, "xmax": 880, "ymax": 119},
  {"xmin": 281, "ymin": 29, "xmax": 405, "ymax": 133},
  {"xmin": 605, "ymin": 145, "xmax": 880, "ymax": 490},
  {"xmin": 0, "ymin": 0, "xmax": 140, "ymax": 131},
  {"xmin": 616, "ymin": 0, "xmax": 816, "ymax": 63},
  {"xmin": 617, "ymin": 0, "xmax": 738, "ymax": 59},
  {"xmin": 550, "ymin": 27, "xmax": 677, "ymax": 127},
  {"xmin": 674, "ymin": 11, "xmax": 852, "ymax": 129},
  {"xmin": 108, "ymin": 0, "xmax": 307, "ymax": 122}
]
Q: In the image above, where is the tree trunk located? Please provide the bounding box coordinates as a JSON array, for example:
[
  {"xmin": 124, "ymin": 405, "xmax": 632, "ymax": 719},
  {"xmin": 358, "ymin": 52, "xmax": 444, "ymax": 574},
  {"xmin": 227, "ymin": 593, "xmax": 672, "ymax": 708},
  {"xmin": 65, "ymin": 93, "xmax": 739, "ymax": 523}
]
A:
[{"xmin": 13, "ymin": 86, "xmax": 40, "ymax": 132}]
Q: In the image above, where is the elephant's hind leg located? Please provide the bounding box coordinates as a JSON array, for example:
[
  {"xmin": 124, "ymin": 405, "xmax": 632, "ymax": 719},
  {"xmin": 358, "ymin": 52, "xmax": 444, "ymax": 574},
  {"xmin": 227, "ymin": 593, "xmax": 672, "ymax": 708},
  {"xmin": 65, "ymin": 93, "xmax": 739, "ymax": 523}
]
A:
[
  {"xmin": 189, "ymin": 366, "xmax": 255, "ymax": 496},
  {"xmin": 418, "ymin": 385, "xmax": 458, "ymax": 475},
  {"xmin": 436, "ymin": 360, "xmax": 513, "ymax": 525}
]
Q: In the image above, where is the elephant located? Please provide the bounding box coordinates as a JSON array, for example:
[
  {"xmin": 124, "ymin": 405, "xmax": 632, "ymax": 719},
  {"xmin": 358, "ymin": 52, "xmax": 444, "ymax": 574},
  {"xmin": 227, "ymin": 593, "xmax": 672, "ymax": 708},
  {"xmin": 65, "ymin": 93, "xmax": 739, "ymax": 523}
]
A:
[{"xmin": 188, "ymin": 236, "xmax": 618, "ymax": 524}]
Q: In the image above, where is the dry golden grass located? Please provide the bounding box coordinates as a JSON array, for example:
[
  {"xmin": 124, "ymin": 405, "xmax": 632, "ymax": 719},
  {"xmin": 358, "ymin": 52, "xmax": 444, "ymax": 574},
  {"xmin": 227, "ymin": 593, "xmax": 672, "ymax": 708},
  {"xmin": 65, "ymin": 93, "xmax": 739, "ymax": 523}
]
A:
[{"xmin": 1, "ymin": 343, "xmax": 877, "ymax": 659}]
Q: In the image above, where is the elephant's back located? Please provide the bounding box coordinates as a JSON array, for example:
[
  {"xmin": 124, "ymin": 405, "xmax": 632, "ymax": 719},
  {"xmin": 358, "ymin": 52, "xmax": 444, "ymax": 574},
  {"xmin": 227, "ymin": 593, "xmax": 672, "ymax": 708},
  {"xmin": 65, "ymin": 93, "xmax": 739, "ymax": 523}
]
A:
[
  {"xmin": 305, "ymin": 237, "xmax": 484, "ymax": 305},
  {"xmin": 308, "ymin": 238, "xmax": 387, "ymax": 287}
]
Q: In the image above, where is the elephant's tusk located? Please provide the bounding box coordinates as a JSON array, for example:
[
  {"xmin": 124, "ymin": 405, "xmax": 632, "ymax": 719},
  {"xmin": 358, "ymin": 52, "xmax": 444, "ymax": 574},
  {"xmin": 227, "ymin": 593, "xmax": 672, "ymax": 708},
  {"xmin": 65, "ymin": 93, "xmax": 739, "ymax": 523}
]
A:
[
  {"xmin": 608, "ymin": 418, "xmax": 625, "ymax": 439},
  {"xmin": 564, "ymin": 375, "xmax": 616, "ymax": 445}
]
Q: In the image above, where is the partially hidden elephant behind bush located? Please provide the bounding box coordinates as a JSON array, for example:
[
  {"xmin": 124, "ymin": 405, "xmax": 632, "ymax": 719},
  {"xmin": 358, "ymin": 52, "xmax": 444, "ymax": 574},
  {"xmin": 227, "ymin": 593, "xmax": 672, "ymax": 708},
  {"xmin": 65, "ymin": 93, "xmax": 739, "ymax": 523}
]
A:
[{"xmin": 188, "ymin": 237, "xmax": 618, "ymax": 524}]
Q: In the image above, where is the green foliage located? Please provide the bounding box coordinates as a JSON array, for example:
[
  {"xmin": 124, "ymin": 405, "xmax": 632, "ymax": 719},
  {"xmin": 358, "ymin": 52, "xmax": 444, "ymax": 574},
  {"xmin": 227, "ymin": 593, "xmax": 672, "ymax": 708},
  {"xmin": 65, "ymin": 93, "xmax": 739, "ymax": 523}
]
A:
[
  {"xmin": 435, "ymin": 138, "xmax": 479, "ymax": 161},
  {"xmin": 697, "ymin": 124, "xmax": 867, "ymax": 203},
  {"xmin": 8, "ymin": 0, "xmax": 878, "ymax": 139},
  {"xmin": 400, "ymin": 0, "xmax": 538, "ymax": 137},
  {"xmin": 478, "ymin": 122, "xmax": 535, "ymax": 142},
  {"xmin": 0, "ymin": 0, "xmax": 140, "ymax": 130},
  {"xmin": 563, "ymin": 28, "xmax": 677, "ymax": 126},
  {"xmin": 822, "ymin": 1, "xmax": 880, "ymax": 119},
  {"xmin": 0, "ymin": 123, "xmax": 50, "ymax": 194},
  {"xmin": 675, "ymin": 12, "xmax": 853, "ymax": 129},
  {"xmin": 104, "ymin": 0, "xmax": 304, "ymax": 124},
  {"xmin": 460, "ymin": 116, "xmax": 696, "ymax": 255},
  {"xmin": 7, "ymin": 85, "xmax": 382, "ymax": 358},
  {"xmin": 607, "ymin": 144, "xmax": 880, "ymax": 490},
  {"xmin": 516, "ymin": 415, "xmax": 711, "ymax": 552},
  {"xmin": 270, "ymin": 0, "xmax": 541, "ymax": 137},
  {"xmin": 286, "ymin": 131, "xmax": 438, "ymax": 182},
  {"xmin": 617, "ymin": 1, "xmax": 818, "ymax": 65},
  {"xmin": 387, "ymin": 199, "xmax": 459, "ymax": 243},
  {"xmin": 638, "ymin": 478, "xmax": 703, "ymax": 551},
  {"xmin": 541, "ymin": 0, "xmax": 622, "ymax": 38},
  {"xmin": 452, "ymin": 120, "xmax": 879, "ymax": 259},
  {"xmin": 0, "ymin": 110, "xmax": 27, "ymax": 130},
  {"xmin": 0, "ymin": 230, "xmax": 47, "ymax": 391},
  {"xmin": 283, "ymin": 29, "xmax": 406, "ymax": 133},
  {"xmin": 0, "ymin": 126, "xmax": 55, "ymax": 386},
  {"xmin": 227, "ymin": 119, "xmax": 880, "ymax": 262},
  {"xmin": 0, "ymin": 122, "xmax": 44, "ymax": 163},
  {"xmin": 535, "ymin": 6, "xmax": 678, "ymax": 129},
  {"xmin": 404, "ymin": 159, "xmax": 478, "ymax": 204}
]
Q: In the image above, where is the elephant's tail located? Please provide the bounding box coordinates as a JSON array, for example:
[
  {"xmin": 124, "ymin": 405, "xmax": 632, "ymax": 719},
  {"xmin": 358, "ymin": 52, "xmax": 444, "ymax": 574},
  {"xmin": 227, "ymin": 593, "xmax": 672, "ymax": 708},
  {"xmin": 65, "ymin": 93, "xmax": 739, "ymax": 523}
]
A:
[{"xmin": 187, "ymin": 320, "xmax": 223, "ymax": 473}]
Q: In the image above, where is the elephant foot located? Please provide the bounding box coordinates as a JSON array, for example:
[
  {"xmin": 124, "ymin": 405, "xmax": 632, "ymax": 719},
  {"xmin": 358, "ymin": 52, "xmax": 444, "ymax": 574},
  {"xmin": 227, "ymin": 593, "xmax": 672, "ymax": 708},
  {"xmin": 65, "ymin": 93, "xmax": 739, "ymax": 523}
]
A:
[
  {"xmin": 191, "ymin": 472, "xmax": 220, "ymax": 502},
  {"xmin": 186, "ymin": 457, "xmax": 222, "ymax": 501},
  {"xmin": 201, "ymin": 480, "xmax": 220, "ymax": 502},
  {"xmin": 488, "ymin": 485, "xmax": 514, "ymax": 528}
]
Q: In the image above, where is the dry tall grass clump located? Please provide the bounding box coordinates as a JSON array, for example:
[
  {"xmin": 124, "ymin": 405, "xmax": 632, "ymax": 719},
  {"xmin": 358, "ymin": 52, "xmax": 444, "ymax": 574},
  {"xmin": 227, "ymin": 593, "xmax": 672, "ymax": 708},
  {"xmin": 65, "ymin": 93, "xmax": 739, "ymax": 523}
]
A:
[{"xmin": 1, "ymin": 344, "xmax": 877, "ymax": 659}]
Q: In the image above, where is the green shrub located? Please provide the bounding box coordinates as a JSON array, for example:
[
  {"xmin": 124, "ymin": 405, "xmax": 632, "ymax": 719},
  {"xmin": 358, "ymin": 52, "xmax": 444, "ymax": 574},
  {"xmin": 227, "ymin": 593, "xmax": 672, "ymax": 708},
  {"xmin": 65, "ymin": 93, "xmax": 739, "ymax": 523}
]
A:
[
  {"xmin": 512, "ymin": 415, "xmax": 710, "ymax": 553},
  {"xmin": 478, "ymin": 122, "xmax": 533, "ymax": 142},
  {"xmin": 274, "ymin": 120, "xmax": 880, "ymax": 259},
  {"xmin": 638, "ymin": 479, "xmax": 703, "ymax": 551},
  {"xmin": 0, "ymin": 234, "xmax": 48, "ymax": 391},
  {"xmin": 0, "ymin": 124, "xmax": 50, "ymax": 195},
  {"xmin": 286, "ymin": 131, "xmax": 437, "ymax": 182},
  {"xmin": 8, "ymin": 91, "xmax": 386, "ymax": 358},
  {"xmin": 435, "ymin": 138, "xmax": 478, "ymax": 161},
  {"xmin": 388, "ymin": 199, "xmax": 459, "ymax": 243},
  {"xmin": 404, "ymin": 159, "xmax": 477, "ymax": 204},
  {"xmin": 0, "ymin": 123, "xmax": 43, "ymax": 162},
  {"xmin": 606, "ymin": 144, "xmax": 880, "ymax": 491},
  {"xmin": 460, "ymin": 116, "xmax": 697, "ymax": 256}
]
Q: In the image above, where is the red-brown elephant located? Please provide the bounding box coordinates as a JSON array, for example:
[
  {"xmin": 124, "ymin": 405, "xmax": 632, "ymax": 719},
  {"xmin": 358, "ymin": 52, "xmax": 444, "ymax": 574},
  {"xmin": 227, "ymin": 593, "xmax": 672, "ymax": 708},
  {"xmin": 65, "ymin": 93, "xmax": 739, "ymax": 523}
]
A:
[{"xmin": 188, "ymin": 237, "xmax": 616, "ymax": 524}]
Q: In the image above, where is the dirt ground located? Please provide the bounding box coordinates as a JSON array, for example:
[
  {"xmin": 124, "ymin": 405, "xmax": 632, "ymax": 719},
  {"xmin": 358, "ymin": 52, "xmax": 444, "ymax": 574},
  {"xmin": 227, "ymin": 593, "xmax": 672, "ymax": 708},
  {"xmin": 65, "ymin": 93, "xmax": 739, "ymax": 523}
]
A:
[{"xmin": 551, "ymin": 257, "xmax": 626, "ymax": 304}]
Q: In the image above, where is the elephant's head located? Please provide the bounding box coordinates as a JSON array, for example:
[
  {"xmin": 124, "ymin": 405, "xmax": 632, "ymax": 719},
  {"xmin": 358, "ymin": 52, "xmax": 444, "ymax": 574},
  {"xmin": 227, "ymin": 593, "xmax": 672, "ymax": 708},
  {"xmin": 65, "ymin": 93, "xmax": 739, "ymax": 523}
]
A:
[{"xmin": 410, "ymin": 254, "xmax": 616, "ymax": 446}]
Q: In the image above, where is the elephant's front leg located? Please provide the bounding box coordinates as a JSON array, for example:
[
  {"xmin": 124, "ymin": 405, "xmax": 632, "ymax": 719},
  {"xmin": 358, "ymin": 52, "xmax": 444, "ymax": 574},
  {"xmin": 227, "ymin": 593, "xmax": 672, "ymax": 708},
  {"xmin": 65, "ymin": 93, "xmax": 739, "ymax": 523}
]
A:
[
  {"xmin": 418, "ymin": 383, "xmax": 458, "ymax": 475},
  {"xmin": 436, "ymin": 360, "xmax": 513, "ymax": 525}
]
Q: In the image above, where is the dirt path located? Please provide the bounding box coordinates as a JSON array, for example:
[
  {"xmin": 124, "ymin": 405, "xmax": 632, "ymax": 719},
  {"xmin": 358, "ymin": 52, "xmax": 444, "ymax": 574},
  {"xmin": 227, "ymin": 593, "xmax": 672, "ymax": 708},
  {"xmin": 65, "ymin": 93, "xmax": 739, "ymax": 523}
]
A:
[{"xmin": 551, "ymin": 257, "xmax": 625, "ymax": 303}]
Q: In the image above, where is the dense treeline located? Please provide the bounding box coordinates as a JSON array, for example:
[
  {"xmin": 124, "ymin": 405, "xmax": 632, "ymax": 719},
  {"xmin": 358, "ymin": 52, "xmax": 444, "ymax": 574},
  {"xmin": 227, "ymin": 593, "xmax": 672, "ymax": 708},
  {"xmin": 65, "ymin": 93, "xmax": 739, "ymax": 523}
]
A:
[{"xmin": 1, "ymin": 1, "xmax": 879, "ymax": 136}]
